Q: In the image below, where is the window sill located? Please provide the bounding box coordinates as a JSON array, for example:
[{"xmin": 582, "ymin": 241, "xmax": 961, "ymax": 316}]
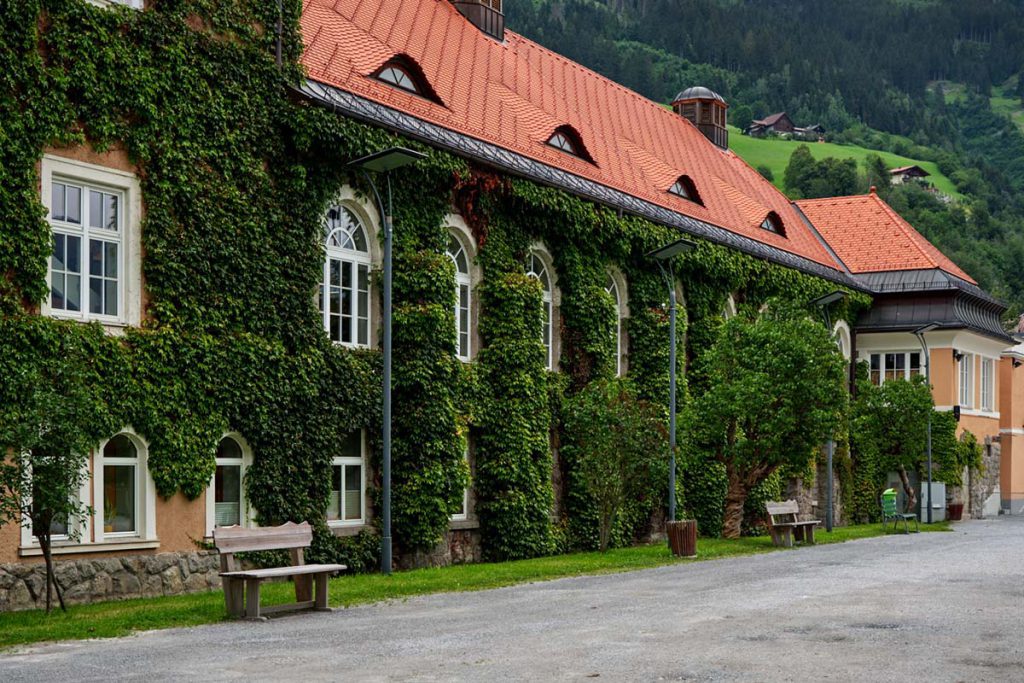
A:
[
  {"xmin": 328, "ymin": 523, "xmax": 369, "ymax": 537},
  {"xmin": 449, "ymin": 518, "xmax": 479, "ymax": 531},
  {"xmin": 19, "ymin": 539, "xmax": 159, "ymax": 558}
]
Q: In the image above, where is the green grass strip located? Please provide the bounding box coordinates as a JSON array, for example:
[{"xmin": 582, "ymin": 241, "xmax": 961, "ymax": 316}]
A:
[{"xmin": 0, "ymin": 522, "xmax": 949, "ymax": 649}]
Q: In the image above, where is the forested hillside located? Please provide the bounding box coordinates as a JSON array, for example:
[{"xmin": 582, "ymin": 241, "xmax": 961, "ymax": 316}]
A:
[{"xmin": 506, "ymin": 0, "xmax": 1024, "ymax": 315}]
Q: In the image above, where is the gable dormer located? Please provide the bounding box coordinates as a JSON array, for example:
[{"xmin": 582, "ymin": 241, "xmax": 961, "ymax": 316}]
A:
[{"xmin": 449, "ymin": 1, "xmax": 505, "ymax": 41}]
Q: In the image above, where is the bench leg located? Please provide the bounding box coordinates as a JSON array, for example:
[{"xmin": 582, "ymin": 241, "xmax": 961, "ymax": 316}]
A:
[
  {"xmin": 295, "ymin": 574, "xmax": 312, "ymax": 603},
  {"xmin": 314, "ymin": 572, "xmax": 330, "ymax": 611},
  {"xmin": 783, "ymin": 528, "xmax": 793, "ymax": 547},
  {"xmin": 245, "ymin": 578, "xmax": 262, "ymax": 619},
  {"xmin": 805, "ymin": 526, "xmax": 815, "ymax": 545},
  {"xmin": 223, "ymin": 577, "xmax": 244, "ymax": 618}
]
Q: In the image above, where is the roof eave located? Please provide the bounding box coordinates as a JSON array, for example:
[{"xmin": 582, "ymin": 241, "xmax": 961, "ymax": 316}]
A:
[{"xmin": 297, "ymin": 79, "xmax": 866, "ymax": 292}]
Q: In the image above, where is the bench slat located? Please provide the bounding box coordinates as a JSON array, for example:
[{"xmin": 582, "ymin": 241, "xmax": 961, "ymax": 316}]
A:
[
  {"xmin": 214, "ymin": 521, "xmax": 312, "ymax": 553},
  {"xmin": 221, "ymin": 563, "xmax": 347, "ymax": 580},
  {"xmin": 765, "ymin": 500, "xmax": 800, "ymax": 515}
]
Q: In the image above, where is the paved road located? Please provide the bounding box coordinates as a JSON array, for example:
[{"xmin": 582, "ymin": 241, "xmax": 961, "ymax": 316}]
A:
[{"xmin": 3, "ymin": 517, "xmax": 1023, "ymax": 682}]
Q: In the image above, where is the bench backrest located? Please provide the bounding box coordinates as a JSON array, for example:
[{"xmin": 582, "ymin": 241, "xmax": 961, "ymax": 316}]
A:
[
  {"xmin": 765, "ymin": 500, "xmax": 800, "ymax": 526},
  {"xmin": 213, "ymin": 521, "xmax": 312, "ymax": 572},
  {"xmin": 881, "ymin": 495, "xmax": 900, "ymax": 516}
]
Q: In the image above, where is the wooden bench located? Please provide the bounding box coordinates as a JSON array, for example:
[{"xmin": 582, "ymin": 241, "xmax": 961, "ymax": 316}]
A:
[
  {"xmin": 765, "ymin": 500, "xmax": 821, "ymax": 547},
  {"xmin": 213, "ymin": 522, "xmax": 346, "ymax": 619}
]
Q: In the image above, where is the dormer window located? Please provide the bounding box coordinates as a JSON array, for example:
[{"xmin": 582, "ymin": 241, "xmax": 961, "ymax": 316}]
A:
[
  {"xmin": 760, "ymin": 211, "xmax": 785, "ymax": 236},
  {"xmin": 371, "ymin": 56, "xmax": 444, "ymax": 105},
  {"xmin": 668, "ymin": 175, "xmax": 702, "ymax": 205},
  {"xmin": 545, "ymin": 125, "xmax": 594, "ymax": 163},
  {"xmin": 377, "ymin": 65, "xmax": 418, "ymax": 94}
]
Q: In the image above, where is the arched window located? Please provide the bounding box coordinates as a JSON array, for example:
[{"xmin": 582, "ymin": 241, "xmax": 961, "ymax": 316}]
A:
[
  {"xmin": 377, "ymin": 64, "xmax": 418, "ymax": 93},
  {"xmin": 526, "ymin": 251, "xmax": 554, "ymax": 370},
  {"xmin": 371, "ymin": 55, "xmax": 443, "ymax": 104},
  {"xmin": 605, "ymin": 271, "xmax": 628, "ymax": 376},
  {"xmin": 447, "ymin": 234, "xmax": 472, "ymax": 361},
  {"xmin": 100, "ymin": 434, "xmax": 139, "ymax": 537},
  {"xmin": 211, "ymin": 435, "xmax": 252, "ymax": 529},
  {"xmin": 760, "ymin": 211, "xmax": 785, "ymax": 235},
  {"xmin": 723, "ymin": 295, "xmax": 737, "ymax": 320},
  {"xmin": 668, "ymin": 175, "xmax": 702, "ymax": 205},
  {"xmin": 546, "ymin": 125, "xmax": 594, "ymax": 163},
  {"xmin": 321, "ymin": 204, "xmax": 371, "ymax": 347}
]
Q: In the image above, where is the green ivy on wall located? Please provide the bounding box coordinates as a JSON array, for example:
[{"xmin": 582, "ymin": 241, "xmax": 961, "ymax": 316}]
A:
[{"xmin": 0, "ymin": 0, "xmax": 869, "ymax": 569}]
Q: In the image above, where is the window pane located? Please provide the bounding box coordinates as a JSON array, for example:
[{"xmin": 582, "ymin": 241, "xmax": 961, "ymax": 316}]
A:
[
  {"xmin": 52, "ymin": 233, "xmax": 65, "ymax": 272},
  {"xmin": 52, "ymin": 183, "xmax": 66, "ymax": 222},
  {"xmin": 89, "ymin": 277, "xmax": 103, "ymax": 314},
  {"xmin": 105, "ymin": 193, "xmax": 118, "ymax": 231},
  {"xmin": 215, "ymin": 465, "xmax": 241, "ymax": 527},
  {"xmin": 51, "ymin": 272, "xmax": 65, "ymax": 310},
  {"xmin": 104, "ymin": 242, "xmax": 118, "ymax": 277},
  {"xmin": 341, "ymin": 430, "xmax": 361, "ymax": 458},
  {"xmin": 328, "ymin": 465, "xmax": 342, "ymax": 520},
  {"xmin": 870, "ymin": 354, "xmax": 881, "ymax": 385},
  {"xmin": 104, "ymin": 279, "xmax": 117, "ymax": 316},
  {"xmin": 66, "ymin": 274, "xmax": 81, "ymax": 312},
  {"xmin": 65, "ymin": 185, "xmax": 81, "ymax": 224},
  {"xmin": 89, "ymin": 239, "xmax": 103, "ymax": 276},
  {"xmin": 344, "ymin": 465, "xmax": 361, "ymax": 520},
  {"xmin": 103, "ymin": 464, "xmax": 136, "ymax": 533},
  {"xmin": 104, "ymin": 434, "xmax": 137, "ymax": 459},
  {"xmin": 217, "ymin": 436, "xmax": 242, "ymax": 460},
  {"xmin": 90, "ymin": 190, "xmax": 103, "ymax": 229},
  {"xmin": 66, "ymin": 235, "xmax": 81, "ymax": 273}
]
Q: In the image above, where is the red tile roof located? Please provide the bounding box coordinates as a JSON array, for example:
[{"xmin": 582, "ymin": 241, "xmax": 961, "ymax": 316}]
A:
[
  {"xmin": 796, "ymin": 191, "xmax": 976, "ymax": 283},
  {"xmin": 299, "ymin": 0, "xmax": 842, "ymax": 271}
]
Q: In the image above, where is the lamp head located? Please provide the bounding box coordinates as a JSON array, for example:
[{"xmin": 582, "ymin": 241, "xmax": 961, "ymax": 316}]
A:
[
  {"xmin": 913, "ymin": 322, "xmax": 940, "ymax": 337},
  {"xmin": 646, "ymin": 237, "xmax": 698, "ymax": 262},
  {"xmin": 810, "ymin": 290, "xmax": 847, "ymax": 308},
  {"xmin": 347, "ymin": 147, "xmax": 427, "ymax": 173}
]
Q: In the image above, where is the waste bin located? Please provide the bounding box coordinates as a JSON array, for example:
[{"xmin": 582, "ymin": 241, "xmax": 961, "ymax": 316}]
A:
[
  {"xmin": 667, "ymin": 520, "xmax": 697, "ymax": 558},
  {"xmin": 882, "ymin": 488, "xmax": 898, "ymax": 509}
]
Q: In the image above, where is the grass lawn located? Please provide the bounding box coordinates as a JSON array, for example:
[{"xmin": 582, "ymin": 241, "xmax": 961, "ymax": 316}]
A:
[
  {"xmin": 727, "ymin": 126, "xmax": 962, "ymax": 199},
  {"xmin": 0, "ymin": 521, "xmax": 950, "ymax": 649},
  {"xmin": 990, "ymin": 77, "xmax": 1024, "ymax": 135}
]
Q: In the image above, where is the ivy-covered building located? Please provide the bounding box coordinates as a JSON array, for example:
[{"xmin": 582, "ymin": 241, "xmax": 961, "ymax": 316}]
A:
[{"xmin": 0, "ymin": 0, "xmax": 1020, "ymax": 610}]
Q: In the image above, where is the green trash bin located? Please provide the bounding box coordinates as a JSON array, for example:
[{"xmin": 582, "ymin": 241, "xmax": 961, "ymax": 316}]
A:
[{"xmin": 881, "ymin": 487, "xmax": 919, "ymax": 533}]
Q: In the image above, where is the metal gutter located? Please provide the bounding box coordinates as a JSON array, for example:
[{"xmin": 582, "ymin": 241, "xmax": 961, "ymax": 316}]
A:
[{"xmin": 296, "ymin": 79, "xmax": 868, "ymax": 292}]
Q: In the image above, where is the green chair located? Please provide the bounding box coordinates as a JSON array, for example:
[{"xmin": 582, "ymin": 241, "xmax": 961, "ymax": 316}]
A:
[{"xmin": 881, "ymin": 488, "xmax": 919, "ymax": 534}]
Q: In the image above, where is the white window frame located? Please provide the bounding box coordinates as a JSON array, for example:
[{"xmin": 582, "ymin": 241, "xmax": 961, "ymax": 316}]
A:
[
  {"xmin": 981, "ymin": 357, "xmax": 995, "ymax": 412},
  {"xmin": 959, "ymin": 352, "xmax": 975, "ymax": 409},
  {"xmin": 526, "ymin": 247, "xmax": 557, "ymax": 371},
  {"xmin": 18, "ymin": 454, "xmax": 91, "ymax": 549},
  {"xmin": 94, "ymin": 431, "xmax": 156, "ymax": 543},
  {"xmin": 447, "ymin": 231, "xmax": 473, "ymax": 362},
  {"xmin": 40, "ymin": 155, "xmax": 142, "ymax": 328},
  {"xmin": 328, "ymin": 430, "xmax": 367, "ymax": 528},
  {"xmin": 722, "ymin": 295, "xmax": 737, "ymax": 320},
  {"xmin": 868, "ymin": 351, "xmax": 923, "ymax": 386},
  {"xmin": 87, "ymin": 0, "xmax": 145, "ymax": 8},
  {"xmin": 205, "ymin": 433, "xmax": 255, "ymax": 535},
  {"xmin": 450, "ymin": 446, "xmax": 470, "ymax": 522},
  {"xmin": 321, "ymin": 201, "xmax": 374, "ymax": 348},
  {"xmin": 833, "ymin": 320, "xmax": 852, "ymax": 362},
  {"xmin": 605, "ymin": 269, "xmax": 629, "ymax": 377}
]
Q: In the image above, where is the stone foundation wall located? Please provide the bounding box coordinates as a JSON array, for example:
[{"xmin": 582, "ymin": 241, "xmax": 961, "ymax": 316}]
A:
[
  {"xmin": 968, "ymin": 438, "xmax": 1001, "ymax": 519},
  {"xmin": 397, "ymin": 526, "xmax": 482, "ymax": 570},
  {"xmin": 0, "ymin": 550, "xmax": 221, "ymax": 612}
]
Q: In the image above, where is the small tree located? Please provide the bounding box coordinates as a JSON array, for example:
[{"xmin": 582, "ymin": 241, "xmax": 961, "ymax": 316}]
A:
[
  {"xmin": 692, "ymin": 303, "xmax": 845, "ymax": 538},
  {"xmin": 0, "ymin": 320, "xmax": 122, "ymax": 612},
  {"xmin": 852, "ymin": 374, "xmax": 932, "ymax": 511},
  {"xmin": 563, "ymin": 379, "xmax": 667, "ymax": 551},
  {"xmin": 731, "ymin": 104, "xmax": 754, "ymax": 132}
]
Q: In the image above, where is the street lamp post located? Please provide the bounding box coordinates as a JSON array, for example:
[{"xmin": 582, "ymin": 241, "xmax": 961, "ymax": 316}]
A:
[
  {"xmin": 647, "ymin": 237, "xmax": 697, "ymax": 523},
  {"xmin": 914, "ymin": 322, "xmax": 941, "ymax": 524},
  {"xmin": 347, "ymin": 147, "xmax": 426, "ymax": 575},
  {"xmin": 810, "ymin": 290, "xmax": 847, "ymax": 533}
]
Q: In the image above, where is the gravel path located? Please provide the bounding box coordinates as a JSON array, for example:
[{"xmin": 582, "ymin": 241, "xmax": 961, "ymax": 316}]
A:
[{"xmin": 2, "ymin": 517, "xmax": 1023, "ymax": 682}]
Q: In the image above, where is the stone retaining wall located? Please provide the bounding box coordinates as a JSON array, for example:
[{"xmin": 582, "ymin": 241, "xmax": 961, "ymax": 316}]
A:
[{"xmin": 0, "ymin": 550, "xmax": 221, "ymax": 612}]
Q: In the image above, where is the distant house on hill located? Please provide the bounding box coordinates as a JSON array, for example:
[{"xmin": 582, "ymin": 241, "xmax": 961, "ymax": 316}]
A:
[
  {"xmin": 747, "ymin": 112, "xmax": 794, "ymax": 137},
  {"xmin": 889, "ymin": 165, "xmax": 931, "ymax": 185},
  {"xmin": 746, "ymin": 113, "xmax": 825, "ymax": 140}
]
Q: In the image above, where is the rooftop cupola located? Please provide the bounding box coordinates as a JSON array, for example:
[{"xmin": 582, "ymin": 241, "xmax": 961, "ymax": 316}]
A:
[
  {"xmin": 672, "ymin": 86, "xmax": 728, "ymax": 149},
  {"xmin": 450, "ymin": 1, "xmax": 505, "ymax": 41}
]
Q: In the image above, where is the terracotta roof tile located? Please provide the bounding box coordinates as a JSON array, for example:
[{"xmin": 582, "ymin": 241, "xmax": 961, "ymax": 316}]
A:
[
  {"xmin": 796, "ymin": 192, "xmax": 976, "ymax": 283},
  {"xmin": 300, "ymin": 0, "xmax": 841, "ymax": 270}
]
